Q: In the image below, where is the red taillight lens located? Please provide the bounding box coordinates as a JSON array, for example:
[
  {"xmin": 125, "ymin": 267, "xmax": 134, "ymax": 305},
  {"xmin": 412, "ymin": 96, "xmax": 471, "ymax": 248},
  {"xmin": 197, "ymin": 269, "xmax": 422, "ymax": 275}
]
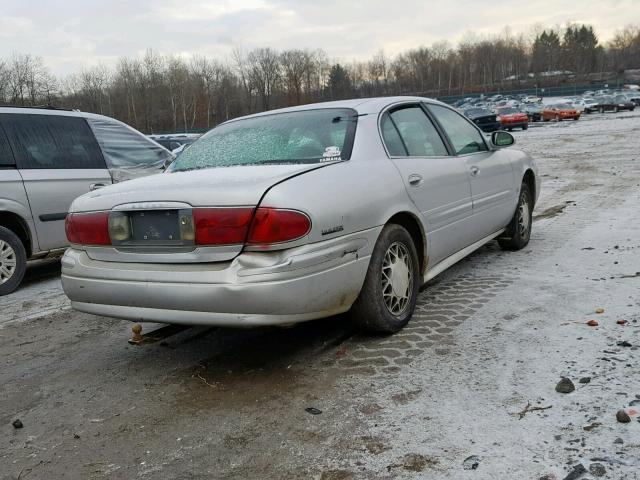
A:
[
  {"xmin": 193, "ymin": 208, "xmax": 254, "ymax": 245},
  {"xmin": 65, "ymin": 212, "xmax": 110, "ymax": 245},
  {"xmin": 247, "ymin": 208, "xmax": 311, "ymax": 245}
]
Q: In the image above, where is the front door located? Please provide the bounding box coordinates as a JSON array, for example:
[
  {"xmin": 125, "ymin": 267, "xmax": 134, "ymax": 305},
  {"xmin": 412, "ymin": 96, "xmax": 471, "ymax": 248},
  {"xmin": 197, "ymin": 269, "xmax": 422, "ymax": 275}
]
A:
[
  {"xmin": 0, "ymin": 113, "xmax": 112, "ymax": 251},
  {"xmin": 381, "ymin": 104, "xmax": 474, "ymax": 266},
  {"xmin": 426, "ymin": 104, "xmax": 516, "ymax": 240}
]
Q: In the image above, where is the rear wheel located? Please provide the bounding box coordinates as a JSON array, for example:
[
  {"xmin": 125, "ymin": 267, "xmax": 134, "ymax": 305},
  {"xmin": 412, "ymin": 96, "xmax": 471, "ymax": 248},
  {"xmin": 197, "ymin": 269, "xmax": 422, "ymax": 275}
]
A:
[
  {"xmin": 350, "ymin": 224, "xmax": 420, "ymax": 334},
  {"xmin": 498, "ymin": 182, "xmax": 532, "ymax": 251},
  {"xmin": 0, "ymin": 227, "xmax": 27, "ymax": 296}
]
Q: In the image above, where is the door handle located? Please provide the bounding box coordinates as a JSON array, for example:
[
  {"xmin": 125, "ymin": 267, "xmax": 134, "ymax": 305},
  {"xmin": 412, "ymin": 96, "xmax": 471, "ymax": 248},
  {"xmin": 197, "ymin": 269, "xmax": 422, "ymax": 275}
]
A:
[
  {"xmin": 90, "ymin": 183, "xmax": 108, "ymax": 191},
  {"xmin": 469, "ymin": 166, "xmax": 480, "ymax": 177},
  {"xmin": 408, "ymin": 174, "xmax": 423, "ymax": 187}
]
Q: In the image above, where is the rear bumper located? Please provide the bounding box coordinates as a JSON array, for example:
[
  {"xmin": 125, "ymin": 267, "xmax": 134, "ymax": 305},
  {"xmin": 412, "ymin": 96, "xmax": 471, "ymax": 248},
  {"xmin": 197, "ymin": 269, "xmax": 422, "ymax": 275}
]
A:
[{"xmin": 61, "ymin": 228, "xmax": 380, "ymax": 327}]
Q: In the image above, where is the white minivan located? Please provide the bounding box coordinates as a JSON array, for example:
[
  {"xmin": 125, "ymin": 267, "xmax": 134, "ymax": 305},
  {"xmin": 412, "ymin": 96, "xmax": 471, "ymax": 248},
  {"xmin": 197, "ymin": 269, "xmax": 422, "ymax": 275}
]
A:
[{"xmin": 0, "ymin": 106, "xmax": 174, "ymax": 295}]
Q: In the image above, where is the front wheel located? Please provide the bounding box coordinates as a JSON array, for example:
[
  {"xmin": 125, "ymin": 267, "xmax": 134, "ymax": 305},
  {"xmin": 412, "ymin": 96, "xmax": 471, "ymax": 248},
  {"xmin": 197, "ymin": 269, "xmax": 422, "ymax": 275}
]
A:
[
  {"xmin": 0, "ymin": 226, "xmax": 27, "ymax": 296},
  {"xmin": 498, "ymin": 182, "xmax": 533, "ymax": 251},
  {"xmin": 350, "ymin": 224, "xmax": 420, "ymax": 333}
]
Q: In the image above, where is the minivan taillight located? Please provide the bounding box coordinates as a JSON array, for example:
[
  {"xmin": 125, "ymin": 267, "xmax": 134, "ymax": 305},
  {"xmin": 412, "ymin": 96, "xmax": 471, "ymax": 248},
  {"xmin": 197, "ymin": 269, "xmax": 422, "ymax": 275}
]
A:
[
  {"xmin": 65, "ymin": 212, "xmax": 110, "ymax": 245},
  {"xmin": 193, "ymin": 208, "xmax": 254, "ymax": 245},
  {"xmin": 247, "ymin": 208, "xmax": 311, "ymax": 245}
]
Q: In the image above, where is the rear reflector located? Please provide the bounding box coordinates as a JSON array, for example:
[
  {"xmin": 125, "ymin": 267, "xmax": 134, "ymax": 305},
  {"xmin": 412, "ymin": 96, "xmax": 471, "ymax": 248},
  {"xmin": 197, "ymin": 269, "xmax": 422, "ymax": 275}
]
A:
[
  {"xmin": 247, "ymin": 208, "xmax": 311, "ymax": 245},
  {"xmin": 193, "ymin": 208, "xmax": 254, "ymax": 245},
  {"xmin": 65, "ymin": 212, "xmax": 110, "ymax": 245}
]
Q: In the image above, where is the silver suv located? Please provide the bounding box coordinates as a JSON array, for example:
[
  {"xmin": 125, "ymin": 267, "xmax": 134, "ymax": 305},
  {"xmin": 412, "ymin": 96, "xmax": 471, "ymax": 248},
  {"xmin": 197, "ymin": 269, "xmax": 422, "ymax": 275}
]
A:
[{"xmin": 0, "ymin": 106, "xmax": 174, "ymax": 295}]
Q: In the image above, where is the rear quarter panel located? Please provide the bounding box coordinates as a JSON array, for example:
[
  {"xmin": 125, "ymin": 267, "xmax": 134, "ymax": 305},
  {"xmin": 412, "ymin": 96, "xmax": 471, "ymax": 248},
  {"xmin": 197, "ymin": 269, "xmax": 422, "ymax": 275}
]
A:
[{"xmin": 261, "ymin": 157, "xmax": 418, "ymax": 249}]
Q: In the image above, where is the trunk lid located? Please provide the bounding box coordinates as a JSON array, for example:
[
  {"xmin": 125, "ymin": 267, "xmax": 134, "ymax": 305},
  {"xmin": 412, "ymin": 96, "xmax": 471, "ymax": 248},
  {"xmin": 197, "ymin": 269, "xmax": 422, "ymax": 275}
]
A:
[
  {"xmin": 74, "ymin": 164, "xmax": 327, "ymax": 263},
  {"xmin": 76, "ymin": 164, "xmax": 323, "ymax": 211}
]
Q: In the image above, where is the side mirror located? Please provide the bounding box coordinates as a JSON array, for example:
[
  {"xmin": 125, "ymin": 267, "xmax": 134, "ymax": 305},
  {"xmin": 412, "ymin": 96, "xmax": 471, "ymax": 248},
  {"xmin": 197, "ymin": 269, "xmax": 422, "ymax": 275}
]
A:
[{"xmin": 491, "ymin": 131, "xmax": 515, "ymax": 148}]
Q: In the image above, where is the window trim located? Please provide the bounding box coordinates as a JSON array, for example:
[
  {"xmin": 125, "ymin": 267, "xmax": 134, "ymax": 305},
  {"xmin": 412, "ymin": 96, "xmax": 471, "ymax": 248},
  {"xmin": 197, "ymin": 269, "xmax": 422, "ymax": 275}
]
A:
[
  {"xmin": 377, "ymin": 102, "xmax": 453, "ymax": 159},
  {"xmin": 423, "ymin": 102, "xmax": 490, "ymax": 157}
]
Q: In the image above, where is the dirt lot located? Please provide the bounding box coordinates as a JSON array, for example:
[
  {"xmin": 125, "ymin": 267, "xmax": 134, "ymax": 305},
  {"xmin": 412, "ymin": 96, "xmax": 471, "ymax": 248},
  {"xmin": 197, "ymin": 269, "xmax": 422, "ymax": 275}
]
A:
[{"xmin": 2, "ymin": 110, "xmax": 640, "ymax": 480}]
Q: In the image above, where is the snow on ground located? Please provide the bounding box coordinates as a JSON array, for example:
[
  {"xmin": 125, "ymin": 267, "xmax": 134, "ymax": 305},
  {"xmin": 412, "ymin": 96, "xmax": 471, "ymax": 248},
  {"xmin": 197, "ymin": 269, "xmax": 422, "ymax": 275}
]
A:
[{"xmin": 1, "ymin": 110, "xmax": 639, "ymax": 479}]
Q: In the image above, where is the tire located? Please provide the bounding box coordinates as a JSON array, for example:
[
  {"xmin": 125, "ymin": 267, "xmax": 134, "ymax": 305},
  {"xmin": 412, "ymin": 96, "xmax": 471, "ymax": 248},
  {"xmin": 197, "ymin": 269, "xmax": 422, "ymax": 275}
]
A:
[
  {"xmin": 350, "ymin": 224, "xmax": 420, "ymax": 334},
  {"xmin": 599, "ymin": 107, "xmax": 604, "ymax": 114},
  {"xmin": 556, "ymin": 115, "xmax": 561, "ymax": 122},
  {"xmin": 522, "ymin": 124, "xmax": 528, "ymax": 130},
  {"xmin": 498, "ymin": 182, "xmax": 533, "ymax": 251},
  {"xmin": 614, "ymin": 107, "xmax": 619, "ymax": 113},
  {"xmin": 0, "ymin": 226, "xmax": 27, "ymax": 296}
]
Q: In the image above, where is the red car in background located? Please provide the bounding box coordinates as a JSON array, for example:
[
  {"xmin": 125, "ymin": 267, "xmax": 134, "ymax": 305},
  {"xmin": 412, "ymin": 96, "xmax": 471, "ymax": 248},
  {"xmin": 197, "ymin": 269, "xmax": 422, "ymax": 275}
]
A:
[
  {"xmin": 495, "ymin": 107, "xmax": 529, "ymax": 130},
  {"xmin": 541, "ymin": 104, "xmax": 581, "ymax": 121}
]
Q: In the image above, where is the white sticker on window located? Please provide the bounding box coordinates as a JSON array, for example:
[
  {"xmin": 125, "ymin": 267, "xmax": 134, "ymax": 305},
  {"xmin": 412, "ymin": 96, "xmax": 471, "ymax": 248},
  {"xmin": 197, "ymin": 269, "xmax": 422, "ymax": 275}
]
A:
[{"xmin": 322, "ymin": 146, "xmax": 342, "ymax": 161}]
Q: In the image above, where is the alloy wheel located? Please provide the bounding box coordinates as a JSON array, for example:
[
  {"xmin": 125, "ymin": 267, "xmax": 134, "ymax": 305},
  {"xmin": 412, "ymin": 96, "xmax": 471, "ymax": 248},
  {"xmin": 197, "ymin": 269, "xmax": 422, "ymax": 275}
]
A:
[
  {"xmin": 517, "ymin": 193, "xmax": 530, "ymax": 238},
  {"xmin": 0, "ymin": 240, "xmax": 17, "ymax": 285},
  {"xmin": 381, "ymin": 241, "xmax": 413, "ymax": 316}
]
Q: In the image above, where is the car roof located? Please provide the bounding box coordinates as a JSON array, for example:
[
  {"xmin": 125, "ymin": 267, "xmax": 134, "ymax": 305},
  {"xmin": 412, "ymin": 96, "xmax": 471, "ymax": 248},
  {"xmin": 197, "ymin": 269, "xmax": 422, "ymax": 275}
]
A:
[
  {"xmin": 223, "ymin": 96, "xmax": 451, "ymax": 124},
  {"xmin": 0, "ymin": 105, "xmax": 126, "ymax": 123}
]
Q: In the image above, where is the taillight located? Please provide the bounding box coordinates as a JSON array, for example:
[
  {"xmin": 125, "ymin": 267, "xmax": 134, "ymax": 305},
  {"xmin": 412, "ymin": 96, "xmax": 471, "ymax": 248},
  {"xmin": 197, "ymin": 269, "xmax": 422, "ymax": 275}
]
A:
[
  {"xmin": 247, "ymin": 208, "xmax": 311, "ymax": 245},
  {"xmin": 193, "ymin": 208, "xmax": 254, "ymax": 245},
  {"xmin": 65, "ymin": 212, "xmax": 110, "ymax": 245}
]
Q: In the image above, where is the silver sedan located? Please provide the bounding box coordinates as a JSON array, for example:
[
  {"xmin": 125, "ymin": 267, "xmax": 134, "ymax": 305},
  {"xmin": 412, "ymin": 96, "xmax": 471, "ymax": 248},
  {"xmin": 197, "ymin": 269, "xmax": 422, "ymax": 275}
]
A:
[{"xmin": 61, "ymin": 96, "xmax": 539, "ymax": 333}]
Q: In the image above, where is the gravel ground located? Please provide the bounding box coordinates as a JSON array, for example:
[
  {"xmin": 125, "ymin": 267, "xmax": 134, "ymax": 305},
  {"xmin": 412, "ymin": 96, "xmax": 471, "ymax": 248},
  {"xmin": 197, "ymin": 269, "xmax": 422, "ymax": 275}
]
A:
[{"xmin": 1, "ymin": 110, "xmax": 640, "ymax": 480}]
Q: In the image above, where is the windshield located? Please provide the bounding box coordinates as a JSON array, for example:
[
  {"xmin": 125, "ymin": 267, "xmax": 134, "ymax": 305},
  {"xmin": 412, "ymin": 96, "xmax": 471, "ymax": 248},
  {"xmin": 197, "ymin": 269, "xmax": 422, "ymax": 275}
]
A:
[
  {"xmin": 554, "ymin": 104, "xmax": 572, "ymax": 109},
  {"xmin": 464, "ymin": 108, "xmax": 490, "ymax": 116},
  {"xmin": 169, "ymin": 108, "xmax": 357, "ymax": 172}
]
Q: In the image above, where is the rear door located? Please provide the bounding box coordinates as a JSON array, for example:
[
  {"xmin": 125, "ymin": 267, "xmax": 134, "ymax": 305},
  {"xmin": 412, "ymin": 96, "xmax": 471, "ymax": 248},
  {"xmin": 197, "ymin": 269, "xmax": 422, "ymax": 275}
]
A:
[
  {"xmin": 87, "ymin": 117, "xmax": 173, "ymax": 182},
  {"xmin": 381, "ymin": 104, "xmax": 474, "ymax": 265},
  {"xmin": 426, "ymin": 104, "xmax": 516, "ymax": 240},
  {"xmin": 0, "ymin": 113, "xmax": 112, "ymax": 251}
]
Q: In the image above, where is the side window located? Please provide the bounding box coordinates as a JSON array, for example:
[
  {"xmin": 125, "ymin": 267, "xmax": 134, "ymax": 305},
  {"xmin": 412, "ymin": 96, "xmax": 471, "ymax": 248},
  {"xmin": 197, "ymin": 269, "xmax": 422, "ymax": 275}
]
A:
[
  {"xmin": 380, "ymin": 113, "xmax": 407, "ymax": 156},
  {"xmin": 385, "ymin": 106, "xmax": 448, "ymax": 157},
  {"xmin": 0, "ymin": 126, "xmax": 15, "ymax": 168},
  {"xmin": 428, "ymin": 105, "xmax": 488, "ymax": 155},
  {"xmin": 87, "ymin": 118, "xmax": 173, "ymax": 170},
  {"xmin": 0, "ymin": 114, "xmax": 106, "ymax": 169}
]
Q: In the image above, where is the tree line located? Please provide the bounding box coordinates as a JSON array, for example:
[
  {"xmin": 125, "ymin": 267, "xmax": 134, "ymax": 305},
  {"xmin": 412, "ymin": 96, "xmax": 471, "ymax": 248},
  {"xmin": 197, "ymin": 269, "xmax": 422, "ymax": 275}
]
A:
[{"xmin": 1, "ymin": 23, "xmax": 639, "ymax": 134}]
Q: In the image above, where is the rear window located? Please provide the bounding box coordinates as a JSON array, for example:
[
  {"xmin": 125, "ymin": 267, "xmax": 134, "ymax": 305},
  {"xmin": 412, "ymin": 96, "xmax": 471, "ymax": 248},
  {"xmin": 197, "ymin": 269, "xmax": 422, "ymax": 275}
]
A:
[
  {"xmin": 169, "ymin": 108, "xmax": 357, "ymax": 172},
  {"xmin": 0, "ymin": 114, "xmax": 106, "ymax": 170}
]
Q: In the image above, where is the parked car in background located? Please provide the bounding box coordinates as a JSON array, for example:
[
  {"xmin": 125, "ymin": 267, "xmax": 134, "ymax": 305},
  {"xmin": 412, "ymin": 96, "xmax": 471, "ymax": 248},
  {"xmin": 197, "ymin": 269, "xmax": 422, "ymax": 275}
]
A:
[
  {"xmin": 523, "ymin": 104, "xmax": 543, "ymax": 122},
  {"xmin": 0, "ymin": 106, "xmax": 174, "ymax": 295},
  {"xmin": 593, "ymin": 95, "xmax": 619, "ymax": 113},
  {"xmin": 624, "ymin": 93, "xmax": 640, "ymax": 106},
  {"xmin": 541, "ymin": 104, "xmax": 581, "ymax": 121},
  {"xmin": 495, "ymin": 107, "xmax": 529, "ymax": 130},
  {"xmin": 522, "ymin": 95, "xmax": 542, "ymax": 104},
  {"xmin": 612, "ymin": 95, "xmax": 636, "ymax": 112},
  {"xmin": 148, "ymin": 133, "xmax": 202, "ymax": 156},
  {"xmin": 575, "ymin": 98, "xmax": 599, "ymax": 113},
  {"xmin": 61, "ymin": 97, "xmax": 539, "ymax": 334},
  {"xmin": 462, "ymin": 107, "xmax": 501, "ymax": 132}
]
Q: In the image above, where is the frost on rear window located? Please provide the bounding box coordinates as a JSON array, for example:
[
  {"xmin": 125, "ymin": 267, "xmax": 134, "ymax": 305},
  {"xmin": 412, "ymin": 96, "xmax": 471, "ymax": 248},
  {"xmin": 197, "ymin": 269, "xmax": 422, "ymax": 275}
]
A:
[{"xmin": 169, "ymin": 108, "xmax": 357, "ymax": 172}]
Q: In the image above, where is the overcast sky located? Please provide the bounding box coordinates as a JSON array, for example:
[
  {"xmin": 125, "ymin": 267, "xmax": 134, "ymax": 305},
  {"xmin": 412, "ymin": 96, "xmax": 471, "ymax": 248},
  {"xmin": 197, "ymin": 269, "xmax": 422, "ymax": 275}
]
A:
[{"xmin": 0, "ymin": 0, "xmax": 636, "ymax": 76}]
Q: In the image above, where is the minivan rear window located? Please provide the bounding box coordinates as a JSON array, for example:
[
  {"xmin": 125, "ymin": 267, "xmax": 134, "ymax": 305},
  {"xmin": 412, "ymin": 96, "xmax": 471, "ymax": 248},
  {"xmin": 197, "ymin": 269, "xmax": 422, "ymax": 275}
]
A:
[
  {"xmin": 0, "ymin": 114, "xmax": 106, "ymax": 170},
  {"xmin": 169, "ymin": 108, "xmax": 357, "ymax": 172}
]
